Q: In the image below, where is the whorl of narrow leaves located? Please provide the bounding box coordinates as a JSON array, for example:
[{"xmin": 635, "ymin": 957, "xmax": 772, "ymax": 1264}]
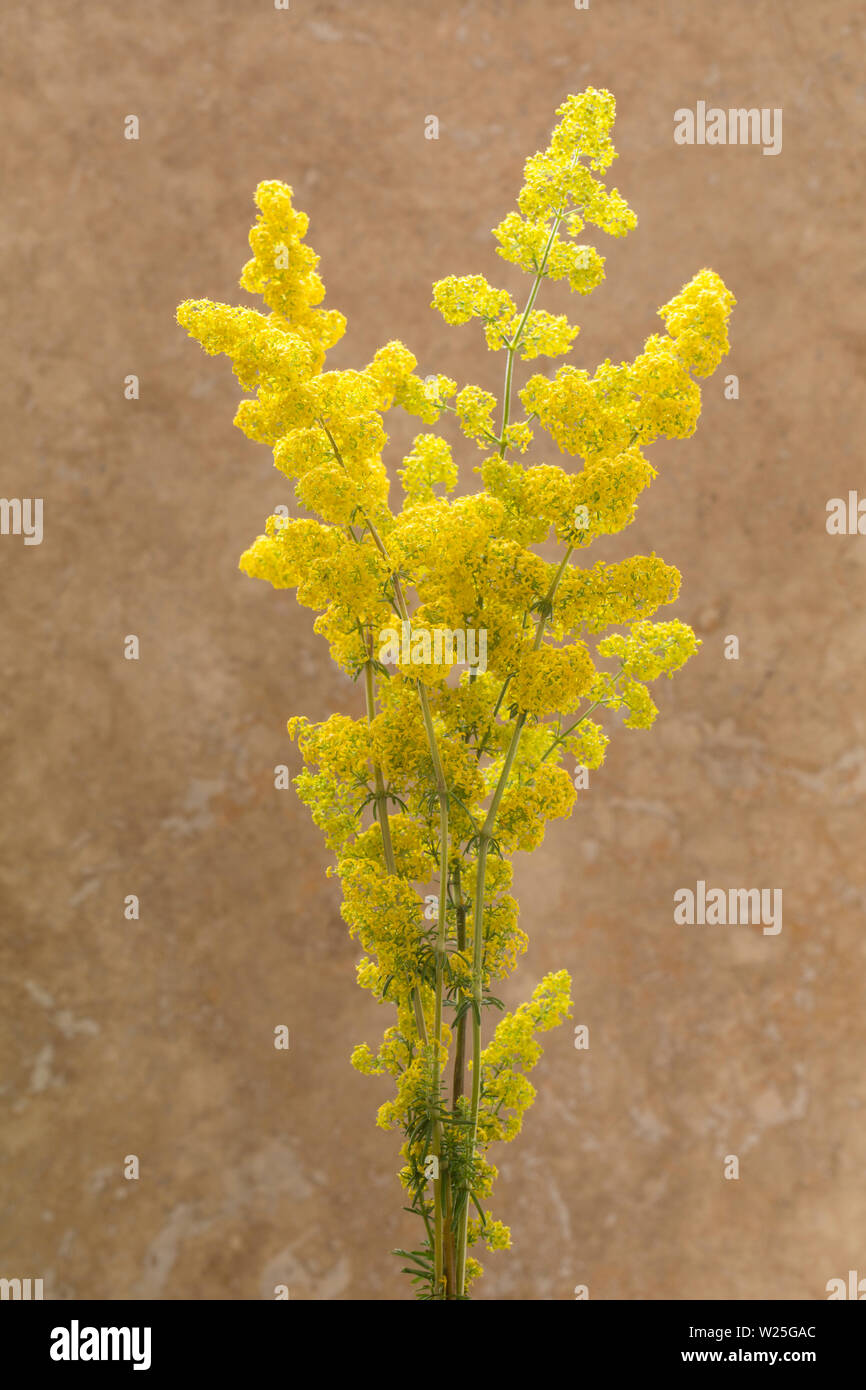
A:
[{"xmin": 178, "ymin": 88, "xmax": 735, "ymax": 1299}]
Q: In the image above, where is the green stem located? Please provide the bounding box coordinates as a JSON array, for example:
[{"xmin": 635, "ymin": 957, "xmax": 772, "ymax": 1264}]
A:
[
  {"xmin": 443, "ymin": 1175, "xmax": 456, "ymax": 1299},
  {"xmin": 474, "ymin": 675, "xmax": 511, "ymax": 763},
  {"xmin": 451, "ymin": 864, "xmax": 468, "ymax": 1108},
  {"xmin": 428, "ymin": 749, "xmax": 449, "ymax": 1299},
  {"xmin": 496, "ymin": 212, "xmax": 567, "ymax": 459}
]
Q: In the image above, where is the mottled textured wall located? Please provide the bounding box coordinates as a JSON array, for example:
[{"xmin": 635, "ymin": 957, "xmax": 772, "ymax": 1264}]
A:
[{"xmin": 2, "ymin": 0, "xmax": 864, "ymax": 1301}]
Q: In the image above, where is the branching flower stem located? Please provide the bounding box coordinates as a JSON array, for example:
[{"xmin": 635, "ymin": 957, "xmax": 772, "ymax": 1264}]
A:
[
  {"xmin": 539, "ymin": 662, "xmax": 626, "ymax": 762},
  {"xmin": 178, "ymin": 99, "xmax": 735, "ymax": 1302}
]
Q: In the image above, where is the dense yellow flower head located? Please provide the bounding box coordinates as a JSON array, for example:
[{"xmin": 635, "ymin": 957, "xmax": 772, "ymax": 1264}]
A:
[
  {"xmin": 239, "ymin": 179, "xmax": 346, "ymax": 359},
  {"xmin": 239, "ymin": 515, "xmax": 341, "ymax": 590},
  {"xmin": 511, "ymin": 643, "xmax": 596, "ymax": 717},
  {"xmin": 658, "ymin": 268, "xmax": 736, "ymax": 378}
]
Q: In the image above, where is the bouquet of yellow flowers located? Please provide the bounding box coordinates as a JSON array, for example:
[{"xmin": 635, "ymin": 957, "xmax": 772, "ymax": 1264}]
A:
[{"xmin": 178, "ymin": 88, "xmax": 734, "ymax": 1300}]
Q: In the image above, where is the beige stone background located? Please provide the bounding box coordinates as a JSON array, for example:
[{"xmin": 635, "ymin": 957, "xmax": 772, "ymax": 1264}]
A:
[{"xmin": 2, "ymin": 0, "xmax": 864, "ymax": 1302}]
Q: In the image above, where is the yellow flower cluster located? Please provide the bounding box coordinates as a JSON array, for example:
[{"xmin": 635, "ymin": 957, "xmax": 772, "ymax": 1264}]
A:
[
  {"xmin": 491, "ymin": 87, "xmax": 636, "ymax": 313},
  {"xmin": 454, "ymin": 384, "xmax": 499, "ymax": 446},
  {"xmin": 398, "ymin": 434, "xmax": 458, "ymax": 506},
  {"xmin": 511, "ymin": 643, "xmax": 596, "ymax": 717},
  {"xmin": 597, "ymin": 618, "xmax": 700, "ymax": 681},
  {"xmin": 482, "ymin": 447, "xmax": 659, "ymax": 549},
  {"xmin": 467, "ymin": 1215, "xmax": 512, "ymax": 1253},
  {"xmin": 563, "ymin": 717, "xmax": 609, "ymax": 770},
  {"xmin": 556, "ymin": 554, "xmax": 681, "ymax": 634},
  {"xmin": 178, "ymin": 89, "xmax": 733, "ymax": 1298},
  {"xmin": 239, "ymin": 515, "xmax": 340, "ymax": 589},
  {"xmin": 478, "ymin": 971, "xmax": 573, "ymax": 1144},
  {"xmin": 659, "ymin": 269, "xmax": 736, "ymax": 378},
  {"xmin": 493, "ymin": 211, "xmax": 608, "ymax": 294},
  {"xmin": 520, "ymin": 266, "xmax": 735, "ymax": 465},
  {"xmin": 432, "ymin": 277, "xmax": 579, "ymax": 362},
  {"xmin": 596, "ymin": 620, "xmax": 701, "ymax": 729},
  {"xmin": 496, "ymin": 764, "xmax": 576, "ymax": 853},
  {"xmin": 431, "ymin": 274, "xmax": 517, "ymax": 350},
  {"xmin": 516, "ymin": 309, "xmax": 580, "ymax": 361}
]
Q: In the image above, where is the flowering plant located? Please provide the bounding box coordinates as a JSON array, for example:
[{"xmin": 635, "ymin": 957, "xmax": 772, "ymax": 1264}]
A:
[{"xmin": 177, "ymin": 89, "xmax": 734, "ymax": 1300}]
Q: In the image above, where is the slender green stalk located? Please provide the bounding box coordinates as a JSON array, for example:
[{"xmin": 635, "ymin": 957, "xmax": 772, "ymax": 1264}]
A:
[
  {"xmin": 498, "ymin": 240, "xmax": 555, "ymax": 446},
  {"xmin": 474, "ymin": 674, "xmax": 511, "ymax": 763},
  {"xmin": 443, "ymin": 1179, "xmax": 456, "ymax": 1299},
  {"xmin": 410, "ymin": 694, "xmax": 451, "ymax": 1297},
  {"xmin": 450, "ymin": 864, "xmax": 468, "ymax": 1107},
  {"xmin": 445, "ymin": 864, "xmax": 467, "ymax": 1300}
]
